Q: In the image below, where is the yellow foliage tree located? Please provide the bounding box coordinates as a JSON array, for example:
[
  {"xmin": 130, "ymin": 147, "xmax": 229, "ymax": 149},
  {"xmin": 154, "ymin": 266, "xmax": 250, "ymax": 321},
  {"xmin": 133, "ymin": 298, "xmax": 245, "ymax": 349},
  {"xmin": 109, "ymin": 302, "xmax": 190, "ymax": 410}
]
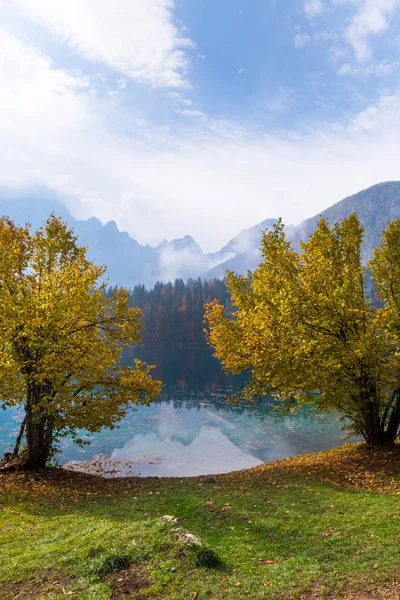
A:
[
  {"xmin": 0, "ymin": 215, "xmax": 161, "ymax": 470},
  {"xmin": 205, "ymin": 214, "xmax": 400, "ymax": 447}
]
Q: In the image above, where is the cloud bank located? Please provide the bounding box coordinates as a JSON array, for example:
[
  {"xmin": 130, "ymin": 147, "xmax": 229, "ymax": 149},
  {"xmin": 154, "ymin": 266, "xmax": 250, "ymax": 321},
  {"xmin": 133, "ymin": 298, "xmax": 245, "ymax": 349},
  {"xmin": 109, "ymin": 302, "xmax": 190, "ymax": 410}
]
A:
[
  {"xmin": 4, "ymin": 0, "xmax": 193, "ymax": 87},
  {"xmin": 0, "ymin": 2, "xmax": 399, "ymax": 252},
  {"xmin": 343, "ymin": 0, "xmax": 400, "ymax": 63}
]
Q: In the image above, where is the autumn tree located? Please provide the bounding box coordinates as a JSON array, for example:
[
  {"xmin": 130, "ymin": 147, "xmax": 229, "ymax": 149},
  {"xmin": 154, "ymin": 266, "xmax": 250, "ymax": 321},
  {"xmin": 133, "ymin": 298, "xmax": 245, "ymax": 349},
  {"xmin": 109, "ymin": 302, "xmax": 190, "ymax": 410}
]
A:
[
  {"xmin": 205, "ymin": 214, "xmax": 400, "ymax": 447},
  {"xmin": 0, "ymin": 215, "xmax": 161, "ymax": 470}
]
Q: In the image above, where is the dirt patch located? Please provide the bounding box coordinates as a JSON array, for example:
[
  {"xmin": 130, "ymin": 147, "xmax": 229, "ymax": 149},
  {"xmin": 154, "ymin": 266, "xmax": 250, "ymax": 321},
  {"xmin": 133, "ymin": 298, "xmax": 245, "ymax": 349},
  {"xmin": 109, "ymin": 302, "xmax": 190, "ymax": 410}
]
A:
[
  {"xmin": 299, "ymin": 575, "xmax": 400, "ymax": 599},
  {"xmin": 0, "ymin": 570, "xmax": 75, "ymax": 600},
  {"xmin": 1, "ymin": 568, "xmax": 154, "ymax": 600},
  {"xmin": 106, "ymin": 566, "xmax": 153, "ymax": 599}
]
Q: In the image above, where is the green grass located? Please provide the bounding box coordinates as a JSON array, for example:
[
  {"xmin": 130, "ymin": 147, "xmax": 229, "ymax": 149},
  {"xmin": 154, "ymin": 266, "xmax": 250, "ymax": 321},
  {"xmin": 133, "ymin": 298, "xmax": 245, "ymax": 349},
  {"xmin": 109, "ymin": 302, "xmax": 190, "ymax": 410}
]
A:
[{"xmin": 1, "ymin": 444, "xmax": 400, "ymax": 599}]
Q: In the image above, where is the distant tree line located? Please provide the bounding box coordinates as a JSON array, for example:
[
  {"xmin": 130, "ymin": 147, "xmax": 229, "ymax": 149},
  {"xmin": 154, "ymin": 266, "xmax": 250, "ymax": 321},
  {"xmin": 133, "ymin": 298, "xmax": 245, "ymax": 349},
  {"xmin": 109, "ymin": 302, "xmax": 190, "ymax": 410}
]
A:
[
  {"xmin": 108, "ymin": 278, "xmax": 231, "ymax": 348},
  {"xmin": 107, "ymin": 269, "xmax": 378, "ymax": 351}
]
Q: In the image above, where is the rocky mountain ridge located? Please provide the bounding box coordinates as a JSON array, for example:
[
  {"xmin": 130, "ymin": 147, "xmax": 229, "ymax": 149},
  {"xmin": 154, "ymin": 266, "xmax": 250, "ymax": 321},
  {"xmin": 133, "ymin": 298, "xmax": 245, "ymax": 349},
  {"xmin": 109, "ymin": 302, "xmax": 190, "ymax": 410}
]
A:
[{"xmin": 1, "ymin": 181, "xmax": 400, "ymax": 287}]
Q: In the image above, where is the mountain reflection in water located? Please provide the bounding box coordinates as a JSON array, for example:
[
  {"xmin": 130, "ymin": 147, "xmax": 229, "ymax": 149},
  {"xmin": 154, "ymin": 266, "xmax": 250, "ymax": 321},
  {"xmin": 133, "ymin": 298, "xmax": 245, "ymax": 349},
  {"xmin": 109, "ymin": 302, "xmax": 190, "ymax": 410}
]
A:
[{"xmin": 0, "ymin": 348, "xmax": 353, "ymax": 477}]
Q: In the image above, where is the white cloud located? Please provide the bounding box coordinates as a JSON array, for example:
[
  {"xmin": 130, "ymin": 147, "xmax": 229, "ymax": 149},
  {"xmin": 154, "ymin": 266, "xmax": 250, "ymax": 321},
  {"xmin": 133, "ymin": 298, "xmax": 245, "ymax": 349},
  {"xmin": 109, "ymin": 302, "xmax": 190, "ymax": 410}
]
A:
[
  {"xmin": 304, "ymin": 0, "xmax": 325, "ymax": 18},
  {"xmin": 0, "ymin": 28, "xmax": 96, "ymax": 185},
  {"xmin": 5, "ymin": 0, "xmax": 193, "ymax": 87},
  {"xmin": 338, "ymin": 57, "xmax": 398, "ymax": 75},
  {"xmin": 166, "ymin": 91, "xmax": 193, "ymax": 106},
  {"xmin": 158, "ymin": 245, "xmax": 207, "ymax": 282},
  {"xmin": 314, "ymin": 30, "xmax": 338, "ymax": 43},
  {"xmin": 337, "ymin": 62, "xmax": 354, "ymax": 75},
  {"xmin": 293, "ymin": 33, "xmax": 312, "ymax": 48},
  {"xmin": 341, "ymin": 0, "xmax": 400, "ymax": 62},
  {"xmin": 349, "ymin": 91, "xmax": 399, "ymax": 132},
  {"xmin": 265, "ymin": 88, "xmax": 296, "ymax": 113},
  {"xmin": 178, "ymin": 109, "xmax": 206, "ymax": 118},
  {"xmin": 329, "ymin": 44, "xmax": 349, "ymax": 62},
  {"xmin": 1, "ymin": 28, "xmax": 400, "ymax": 253},
  {"xmin": 309, "ymin": 1, "xmax": 400, "ymax": 73}
]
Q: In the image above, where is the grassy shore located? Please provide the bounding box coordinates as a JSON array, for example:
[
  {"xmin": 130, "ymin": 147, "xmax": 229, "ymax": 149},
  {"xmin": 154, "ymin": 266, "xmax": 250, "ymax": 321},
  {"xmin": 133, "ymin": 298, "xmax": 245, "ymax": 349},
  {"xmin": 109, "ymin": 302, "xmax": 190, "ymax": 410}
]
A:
[{"xmin": 1, "ymin": 443, "xmax": 400, "ymax": 599}]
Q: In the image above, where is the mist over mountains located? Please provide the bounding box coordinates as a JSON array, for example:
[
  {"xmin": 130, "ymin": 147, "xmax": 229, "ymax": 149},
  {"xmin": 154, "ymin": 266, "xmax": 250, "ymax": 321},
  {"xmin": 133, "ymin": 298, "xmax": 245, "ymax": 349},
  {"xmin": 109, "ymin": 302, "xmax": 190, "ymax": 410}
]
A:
[
  {"xmin": 207, "ymin": 181, "xmax": 400, "ymax": 279},
  {"xmin": 0, "ymin": 196, "xmax": 279, "ymax": 287},
  {"xmin": 1, "ymin": 181, "xmax": 400, "ymax": 288}
]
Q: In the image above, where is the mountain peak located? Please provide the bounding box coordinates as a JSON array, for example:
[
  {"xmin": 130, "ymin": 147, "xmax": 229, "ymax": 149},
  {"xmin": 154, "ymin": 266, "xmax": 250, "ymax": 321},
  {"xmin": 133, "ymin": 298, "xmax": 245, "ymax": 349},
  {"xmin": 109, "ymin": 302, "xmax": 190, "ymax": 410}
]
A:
[
  {"xmin": 202, "ymin": 181, "xmax": 400, "ymax": 280},
  {"xmin": 157, "ymin": 234, "xmax": 203, "ymax": 253},
  {"xmin": 172, "ymin": 235, "xmax": 199, "ymax": 249},
  {"xmin": 3, "ymin": 181, "xmax": 400, "ymax": 288}
]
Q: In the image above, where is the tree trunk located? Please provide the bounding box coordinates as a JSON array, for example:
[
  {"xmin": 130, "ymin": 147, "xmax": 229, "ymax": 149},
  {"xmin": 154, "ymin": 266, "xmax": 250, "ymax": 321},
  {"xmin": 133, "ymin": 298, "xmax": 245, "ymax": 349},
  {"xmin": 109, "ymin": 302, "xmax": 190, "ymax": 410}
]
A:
[
  {"xmin": 12, "ymin": 417, "xmax": 26, "ymax": 458},
  {"xmin": 365, "ymin": 429, "xmax": 398, "ymax": 446},
  {"xmin": 383, "ymin": 393, "xmax": 400, "ymax": 445},
  {"xmin": 363, "ymin": 393, "xmax": 400, "ymax": 447},
  {"xmin": 356, "ymin": 379, "xmax": 400, "ymax": 446},
  {"xmin": 24, "ymin": 385, "xmax": 53, "ymax": 470}
]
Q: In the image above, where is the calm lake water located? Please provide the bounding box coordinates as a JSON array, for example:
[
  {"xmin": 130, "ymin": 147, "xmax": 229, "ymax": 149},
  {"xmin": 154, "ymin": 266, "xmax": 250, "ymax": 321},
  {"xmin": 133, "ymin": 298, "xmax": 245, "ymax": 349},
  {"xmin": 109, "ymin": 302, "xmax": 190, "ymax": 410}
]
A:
[{"xmin": 0, "ymin": 349, "xmax": 352, "ymax": 477}]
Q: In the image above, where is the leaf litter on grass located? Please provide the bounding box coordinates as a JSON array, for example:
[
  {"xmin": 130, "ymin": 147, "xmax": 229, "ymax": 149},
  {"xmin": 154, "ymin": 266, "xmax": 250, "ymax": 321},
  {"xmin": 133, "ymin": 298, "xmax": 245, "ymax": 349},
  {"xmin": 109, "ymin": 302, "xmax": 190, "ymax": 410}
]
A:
[{"xmin": 2, "ymin": 442, "xmax": 400, "ymax": 599}]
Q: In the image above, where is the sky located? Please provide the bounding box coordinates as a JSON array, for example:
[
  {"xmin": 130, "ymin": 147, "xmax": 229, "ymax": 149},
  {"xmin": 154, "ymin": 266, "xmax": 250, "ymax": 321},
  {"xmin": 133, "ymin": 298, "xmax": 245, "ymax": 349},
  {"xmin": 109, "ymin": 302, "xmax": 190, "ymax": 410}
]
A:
[{"xmin": 1, "ymin": 0, "xmax": 400, "ymax": 252}]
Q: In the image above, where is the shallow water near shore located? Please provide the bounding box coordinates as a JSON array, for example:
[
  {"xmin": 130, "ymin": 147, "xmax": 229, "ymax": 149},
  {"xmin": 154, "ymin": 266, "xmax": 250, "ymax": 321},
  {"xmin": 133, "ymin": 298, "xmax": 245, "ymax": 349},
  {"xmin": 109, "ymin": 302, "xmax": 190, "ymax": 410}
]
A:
[{"xmin": 0, "ymin": 348, "xmax": 353, "ymax": 477}]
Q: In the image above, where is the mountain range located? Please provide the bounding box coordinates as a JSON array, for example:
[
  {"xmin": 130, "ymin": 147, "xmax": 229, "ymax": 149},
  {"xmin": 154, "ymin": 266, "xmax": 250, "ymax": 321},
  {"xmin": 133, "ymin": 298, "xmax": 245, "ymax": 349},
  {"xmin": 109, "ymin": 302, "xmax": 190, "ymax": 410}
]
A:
[
  {"xmin": 207, "ymin": 181, "xmax": 400, "ymax": 279},
  {"xmin": 1, "ymin": 181, "xmax": 400, "ymax": 288}
]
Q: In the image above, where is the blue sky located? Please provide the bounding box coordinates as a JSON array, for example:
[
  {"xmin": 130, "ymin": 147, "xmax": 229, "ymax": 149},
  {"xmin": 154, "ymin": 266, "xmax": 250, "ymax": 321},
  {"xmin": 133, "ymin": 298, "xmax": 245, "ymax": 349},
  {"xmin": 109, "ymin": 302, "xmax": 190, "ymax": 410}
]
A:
[{"xmin": 1, "ymin": 0, "xmax": 400, "ymax": 250}]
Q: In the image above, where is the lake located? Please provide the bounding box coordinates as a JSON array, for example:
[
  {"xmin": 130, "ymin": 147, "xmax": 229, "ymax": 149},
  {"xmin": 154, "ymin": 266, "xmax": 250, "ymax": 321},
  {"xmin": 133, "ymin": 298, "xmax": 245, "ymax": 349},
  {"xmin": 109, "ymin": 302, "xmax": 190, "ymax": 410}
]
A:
[{"xmin": 0, "ymin": 348, "xmax": 352, "ymax": 477}]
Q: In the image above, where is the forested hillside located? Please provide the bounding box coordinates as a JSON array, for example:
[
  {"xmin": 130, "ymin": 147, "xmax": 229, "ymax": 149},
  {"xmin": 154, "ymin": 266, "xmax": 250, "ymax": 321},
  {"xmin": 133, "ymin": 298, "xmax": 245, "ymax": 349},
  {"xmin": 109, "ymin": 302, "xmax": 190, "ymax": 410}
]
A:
[
  {"xmin": 117, "ymin": 278, "xmax": 231, "ymax": 348},
  {"xmin": 115, "ymin": 264, "xmax": 378, "ymax": 350}
]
